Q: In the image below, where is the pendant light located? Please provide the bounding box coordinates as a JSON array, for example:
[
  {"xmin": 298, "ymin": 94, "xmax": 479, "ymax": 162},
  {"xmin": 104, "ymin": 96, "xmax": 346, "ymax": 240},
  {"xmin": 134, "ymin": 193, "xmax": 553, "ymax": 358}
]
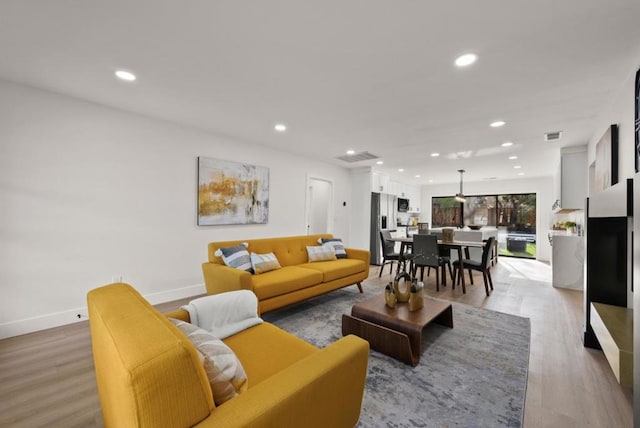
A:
[{"xmin": 454, "ymin": 169, "xmax": 466, "ymax": 203}]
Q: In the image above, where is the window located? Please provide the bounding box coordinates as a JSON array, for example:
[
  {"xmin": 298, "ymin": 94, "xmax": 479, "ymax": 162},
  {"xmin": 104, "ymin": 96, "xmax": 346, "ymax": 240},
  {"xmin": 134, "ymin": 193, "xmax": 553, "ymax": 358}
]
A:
[
  {"xmin": 431, "ymin": 197, "xmax": 462, "ymax": 227},
  {"xmin": 463, "ymin": 196, "xmax": 497, "ymax": 227},
  {"xmin": 432, "ymin": 193, "xmax": 536, "ymax": 259}
]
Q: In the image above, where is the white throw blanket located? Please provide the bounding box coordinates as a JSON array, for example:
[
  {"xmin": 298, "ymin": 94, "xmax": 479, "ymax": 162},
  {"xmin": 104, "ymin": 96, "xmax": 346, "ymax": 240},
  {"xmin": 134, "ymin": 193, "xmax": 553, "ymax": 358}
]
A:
[{"xmin": 181, "ymin": 290, "xmax": 263, "ymax": 339}]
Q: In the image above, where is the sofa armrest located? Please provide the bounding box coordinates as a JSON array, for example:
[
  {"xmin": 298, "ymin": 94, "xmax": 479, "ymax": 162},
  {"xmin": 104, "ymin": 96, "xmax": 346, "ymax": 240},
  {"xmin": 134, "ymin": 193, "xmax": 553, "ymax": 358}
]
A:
[
  {"xmin": 345, "ymin": 247, "xmax": 370, "ymax": 265},
  {"xmin": 202, "ymin": 263, "xmax": 254, "ymax": 295},
  {"xmin": 196, "ymin": 335, "xmax": 370, "ymax": 428},
  {"xmin": 164, "ymin": 309, "xmax": 191, "ymax": 322}
]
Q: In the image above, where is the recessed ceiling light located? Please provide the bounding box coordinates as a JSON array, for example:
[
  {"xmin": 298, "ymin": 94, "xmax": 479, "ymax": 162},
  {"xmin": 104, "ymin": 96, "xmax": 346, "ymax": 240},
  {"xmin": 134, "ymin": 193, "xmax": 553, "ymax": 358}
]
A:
[
  {"xmin": 346, "ymin": 149, "xmax": 356, "ymax": 155},
  {"xmin": 115, "ymin": 70, "xmax": 136, "ymax": 81},
  {"xmin": 455, "ymin": 53, "xmax": 478, "ymax": 67},
  {"xmin": 490, "ymin": 120, "xmax": 506, "ymax": 128},
  {"xmin": 431, "ymin": 153, "xmax": 440, "ymax": 157},
  {"xmin": 508, "ymin": 155, "xmax": 518, "ymax": 160},
  {"xmin": 415, "ymin": 175, "xmax": 421, "ymax": 178},
  {"xmin": 398, "ymin": 168, "xmax": 405, "ymax": 172},
  {"xmin": 501, "ymin": 141, "xmax": 513, "ymax": 147},
  {"xmin": 518, "ymin": 172, "xmax": 525, "ymax": 176},
  {"xmin": 274, "ymin": 123, "xmax": 287, "ymax": 132},
  {"xmin": 376, "ymin": 160, "xmax": 384, "ymax": 165},
  {"xmin": 514, "ymin": 165, "xmax": 522, "ymax": 169},
  {"xmin": 428, "ymin": 179, "xmax": 433, "ymax": 183}
]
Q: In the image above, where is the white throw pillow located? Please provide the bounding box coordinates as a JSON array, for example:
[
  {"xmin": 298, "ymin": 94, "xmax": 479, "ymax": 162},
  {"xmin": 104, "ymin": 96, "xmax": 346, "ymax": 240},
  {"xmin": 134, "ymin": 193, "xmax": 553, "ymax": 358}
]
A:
[
  {"xmin": 250, "ymin": 252, "xmax": 281, "ymax": 274},
  {"xmin": 170, "ymin": 318, "xmax": 248, "ymax": 405},
  {"xmin": 306, "ymin": 245, "xmax": 337, "ymax": 262}
]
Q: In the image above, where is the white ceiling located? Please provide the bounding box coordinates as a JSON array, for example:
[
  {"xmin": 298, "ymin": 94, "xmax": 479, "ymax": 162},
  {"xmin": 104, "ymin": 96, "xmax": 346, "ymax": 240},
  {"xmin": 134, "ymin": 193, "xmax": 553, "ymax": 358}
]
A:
[{"xmin": 2, "ymin": 0, "xmax": 639, "ymax": 185}]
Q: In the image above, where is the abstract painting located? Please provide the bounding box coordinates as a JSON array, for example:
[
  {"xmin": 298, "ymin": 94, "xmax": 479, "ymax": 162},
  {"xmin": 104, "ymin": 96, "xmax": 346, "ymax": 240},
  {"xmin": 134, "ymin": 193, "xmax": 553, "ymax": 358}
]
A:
[
  {"xmin": 197, "ymin": 157, "xmax": 269, "ymax": 225},
  {"xmin": 594, "ymin": 124, "xmax": 619, "ymax": 192}
]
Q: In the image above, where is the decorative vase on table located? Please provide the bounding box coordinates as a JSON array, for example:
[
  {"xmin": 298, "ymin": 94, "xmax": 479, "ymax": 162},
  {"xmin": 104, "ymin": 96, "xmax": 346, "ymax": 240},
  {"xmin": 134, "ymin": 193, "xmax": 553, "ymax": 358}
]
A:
[
  {"xmin": 442, "ymin": 228, "xmax": 454, "ymax": 243},
  {"xmin": 393, "ymin": 271, "xmax": 412, "ymax": 303},
  {"xmin": 384, "ymin": 283, "xmax": 397, "ymax": 309},
  {"xmin": 409, "ymin": 280, "xmax": 424, "ymax": 312}
]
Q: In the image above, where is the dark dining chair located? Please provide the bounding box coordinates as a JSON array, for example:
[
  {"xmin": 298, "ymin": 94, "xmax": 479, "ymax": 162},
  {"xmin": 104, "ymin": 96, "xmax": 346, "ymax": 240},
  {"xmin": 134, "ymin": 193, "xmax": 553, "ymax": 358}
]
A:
[
  {"xmin": 410, "ymin": 234, "xmax": 452, "ymax": 291},
  {"xmin": 452, "ymin": 236, "xmax": 495, "ymax": 296},
  {"xmin": 379, "ymin": 230, "xmax": 399, "ymax": 277}
]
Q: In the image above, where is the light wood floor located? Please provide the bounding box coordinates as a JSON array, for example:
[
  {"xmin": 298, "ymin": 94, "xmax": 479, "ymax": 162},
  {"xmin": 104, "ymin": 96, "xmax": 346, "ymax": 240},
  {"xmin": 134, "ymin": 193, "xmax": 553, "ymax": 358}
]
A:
[{"xmin": 0, "ymin": 258, "xmax": 632, "ymax": 427}]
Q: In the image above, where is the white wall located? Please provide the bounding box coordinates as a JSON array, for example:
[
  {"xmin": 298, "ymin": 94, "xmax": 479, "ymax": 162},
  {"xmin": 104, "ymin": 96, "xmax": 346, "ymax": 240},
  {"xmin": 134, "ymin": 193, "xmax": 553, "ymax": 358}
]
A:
[
  {"xmin": 0, "ymin": 80, "xmax": 353, "ymax": 338},
  {"xmin": 348, "ymin": 168, "xmax": 373, "ymax": 251},
  {"xmin": 420, "ymin": 176, "xmax": 554, "ymax": 262}
]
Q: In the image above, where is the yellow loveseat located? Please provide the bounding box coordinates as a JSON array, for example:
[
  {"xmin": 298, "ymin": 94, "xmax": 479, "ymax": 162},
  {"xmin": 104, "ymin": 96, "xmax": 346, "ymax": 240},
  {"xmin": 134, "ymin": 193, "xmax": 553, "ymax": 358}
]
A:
[
  {"xmin": 202, "ymin": 234, "xmax": 370, "ymax": 313},
  {"xmin": 88, "ymin": 283, "xmax": 369, "ymax": 428}
]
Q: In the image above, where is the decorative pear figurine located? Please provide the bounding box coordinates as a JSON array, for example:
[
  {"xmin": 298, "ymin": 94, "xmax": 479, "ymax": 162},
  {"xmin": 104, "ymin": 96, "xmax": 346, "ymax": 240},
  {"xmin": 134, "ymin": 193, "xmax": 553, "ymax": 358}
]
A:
[
  {"xmin": 384, "ymin": 282, "xmax": 397, "ymax": 308},
  {"xmin": 393, "ymin": 271, "xmax": 412, "ymax": 302},
  {"xmin": 409, "ymin": 279, "xmax": 424, "ymax": 312}
]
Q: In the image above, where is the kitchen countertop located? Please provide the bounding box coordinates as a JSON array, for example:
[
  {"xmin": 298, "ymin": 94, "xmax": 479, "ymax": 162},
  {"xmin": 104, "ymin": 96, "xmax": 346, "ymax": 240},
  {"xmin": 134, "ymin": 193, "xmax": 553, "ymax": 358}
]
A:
[{"xmin": 552, "ymin": 234, "xmax": 584, "ymax": 290}]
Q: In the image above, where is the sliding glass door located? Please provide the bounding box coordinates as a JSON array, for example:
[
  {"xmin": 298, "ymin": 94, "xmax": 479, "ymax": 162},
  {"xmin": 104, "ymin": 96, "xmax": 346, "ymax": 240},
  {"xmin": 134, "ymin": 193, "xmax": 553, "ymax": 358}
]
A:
[
  {"xmin": 497, "ymin": 194, "xmax": 536, "ymax": 258},
  {"xmin": 462, "ymin": 196, "xmax": 497, "ymax": 227},
  {"xmin": 432, "ymin": 193, "xmax": 536, "ymax": 259}
]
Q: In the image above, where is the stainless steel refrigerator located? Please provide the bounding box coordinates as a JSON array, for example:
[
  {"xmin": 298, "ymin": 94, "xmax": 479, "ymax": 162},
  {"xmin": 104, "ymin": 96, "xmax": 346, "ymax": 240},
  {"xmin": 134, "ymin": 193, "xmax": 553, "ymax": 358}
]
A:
[{"xmin": 370, "ymin": 192, "xmax": 398, "ymax": 265}]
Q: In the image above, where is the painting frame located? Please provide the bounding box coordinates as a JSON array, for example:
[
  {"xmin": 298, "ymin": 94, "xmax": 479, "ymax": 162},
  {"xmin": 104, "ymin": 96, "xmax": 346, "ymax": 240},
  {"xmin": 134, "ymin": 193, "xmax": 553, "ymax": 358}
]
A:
[
  {"xmin": 635, "ymin": 67, "xmax": 640, "ymax": 173},
  {"xmin": 197, "ymin": 157, "xmax": 269, "ymax": 226},
  {"xmin": 594, "ymin": 124, "xmax": 619, "ymax": 192}
]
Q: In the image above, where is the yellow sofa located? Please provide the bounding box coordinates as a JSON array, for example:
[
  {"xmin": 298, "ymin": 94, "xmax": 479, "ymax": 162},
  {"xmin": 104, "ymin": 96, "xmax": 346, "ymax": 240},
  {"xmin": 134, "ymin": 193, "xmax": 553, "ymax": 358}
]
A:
[
  {"xmin": 202, "ymin": 234, "xmax": 370, "ymax": 313},
  {"xmin": 88, "ymin": 283, "xmax": 369, "ymax": 428}
]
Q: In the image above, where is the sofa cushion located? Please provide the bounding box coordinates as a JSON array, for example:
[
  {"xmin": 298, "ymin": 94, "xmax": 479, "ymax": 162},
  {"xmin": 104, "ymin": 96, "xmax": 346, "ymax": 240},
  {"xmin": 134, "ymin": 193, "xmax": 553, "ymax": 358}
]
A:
[
  {"xmin": 306, "ymin": 245, "xmax": 337, "ymax": 262},
  {"xmin": 223, "ymin": 323, "xmax": 318, "ymax": 386},
  {"xmin": 251, "ymin": 266, "xmax": 322, "ymax": 300},
  {"xmin": 250, "ymin": 252, "xmax": 281, "ymax": 274},
  {"xmin": 298, "ymin": 259, "xmax": 367, "ymax": 282},
  {"xmin": 319, "ymin": 238, "xmax": 347, "ymax": 259},
  {"xmin": 170, "ymin": 319, "xmax": 248, "ymax": 406},
  {"xmin": 215, "ymin": 243, "xmax": 253, "ymax": 273}
]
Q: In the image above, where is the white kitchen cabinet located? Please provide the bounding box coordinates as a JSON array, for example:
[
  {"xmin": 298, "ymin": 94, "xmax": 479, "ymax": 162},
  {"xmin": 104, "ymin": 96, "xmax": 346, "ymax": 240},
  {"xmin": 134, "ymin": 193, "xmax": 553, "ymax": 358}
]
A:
[
  {"xmin": 372, "ymin": 172, "xmax": 390, "ymax": 193},
  {"xmin": 406, "ymin": 185, "xmax": 420, "ymax": 212},
  {"xmin": 373, "ymin": 173, "xmax": 420, "ymax": 211},
  {"xmin": 394, "ymin": 181, "xmax": 406, "ymax": 198},
  {"xmin": 391, "ymin": 181, "xmax": 420, "ymax": 211},
  {"xmin": 558, "ymin": 146, "xmax": 587, "ymax": 210},
  {"xmin": 387, "ymin": 180, "xmax": 400, "ymax": 197}
]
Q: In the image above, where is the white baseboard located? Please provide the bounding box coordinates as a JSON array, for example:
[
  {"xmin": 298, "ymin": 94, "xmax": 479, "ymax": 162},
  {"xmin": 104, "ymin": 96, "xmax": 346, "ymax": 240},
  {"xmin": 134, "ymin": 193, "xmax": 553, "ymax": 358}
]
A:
[
  {"xmin": 0, "ymin": 283, "xmax": 207, "ymax": 340},
  {"xmin": 143, "ymin": 283, "xmax": 206, "ymax": 306}
]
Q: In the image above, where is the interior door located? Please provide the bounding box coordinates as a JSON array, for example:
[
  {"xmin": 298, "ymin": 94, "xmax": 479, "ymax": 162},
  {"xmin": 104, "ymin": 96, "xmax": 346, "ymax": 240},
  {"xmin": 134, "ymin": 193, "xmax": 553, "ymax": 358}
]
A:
[{"xmin": 306, "ymin": 177, "xmax": 333, "ymax": 235}]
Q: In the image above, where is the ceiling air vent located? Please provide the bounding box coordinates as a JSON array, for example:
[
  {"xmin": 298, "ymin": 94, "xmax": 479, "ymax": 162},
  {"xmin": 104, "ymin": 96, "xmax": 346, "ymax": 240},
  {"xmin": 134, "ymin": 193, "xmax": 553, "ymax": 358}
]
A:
[
  {"xmin": 336, "ymin": 151, "xmax": 379, "ymax": 163},
  {"xmin": 544, "ymin": 131, "xmax": 563, "ymax": 141}
]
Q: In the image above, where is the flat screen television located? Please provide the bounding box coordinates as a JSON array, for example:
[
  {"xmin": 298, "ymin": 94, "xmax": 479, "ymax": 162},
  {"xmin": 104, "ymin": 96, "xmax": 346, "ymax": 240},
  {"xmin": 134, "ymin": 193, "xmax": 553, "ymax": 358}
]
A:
[{"xmin": 398, "ymin": 198, "xmax": 409, "ymax": 212}]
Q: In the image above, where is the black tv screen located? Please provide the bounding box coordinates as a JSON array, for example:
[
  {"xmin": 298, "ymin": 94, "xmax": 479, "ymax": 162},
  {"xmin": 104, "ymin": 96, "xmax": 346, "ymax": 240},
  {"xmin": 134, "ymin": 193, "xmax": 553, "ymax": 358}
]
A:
[{"xmin": 398, "ymin": 198, "xmax": 409, "ymax": 212}]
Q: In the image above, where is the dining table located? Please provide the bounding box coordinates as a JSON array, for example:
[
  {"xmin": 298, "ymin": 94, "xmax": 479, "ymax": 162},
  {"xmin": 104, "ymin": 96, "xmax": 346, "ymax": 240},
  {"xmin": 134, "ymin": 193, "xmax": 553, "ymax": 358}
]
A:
[{"xmin": 389, "ymin": 236, "xmax": 486, "ymax": 294}]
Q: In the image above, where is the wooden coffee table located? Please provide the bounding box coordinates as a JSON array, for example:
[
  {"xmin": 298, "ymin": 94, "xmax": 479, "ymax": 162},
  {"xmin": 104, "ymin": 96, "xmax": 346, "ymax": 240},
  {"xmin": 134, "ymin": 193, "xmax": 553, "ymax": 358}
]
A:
[{"xmin": 341, "ymin": 293, "xmax": 453, "ymax": 366}]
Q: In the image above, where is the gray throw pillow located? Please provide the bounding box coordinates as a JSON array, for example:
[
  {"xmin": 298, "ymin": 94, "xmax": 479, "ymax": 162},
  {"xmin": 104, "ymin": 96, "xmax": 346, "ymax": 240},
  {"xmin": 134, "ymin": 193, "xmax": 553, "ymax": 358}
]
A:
[
  {"xmin": 214, "ymin": 243, "xmax": 253, "ymax": 273},
  {"xmin": 319, "ymin": 238, "xmax": 347, "ymax": 259}
]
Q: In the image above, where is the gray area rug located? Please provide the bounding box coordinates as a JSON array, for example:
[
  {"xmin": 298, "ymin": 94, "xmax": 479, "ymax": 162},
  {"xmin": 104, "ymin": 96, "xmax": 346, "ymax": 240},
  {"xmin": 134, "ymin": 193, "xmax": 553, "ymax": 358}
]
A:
[{"xmin": 263, "ymin": 287, "xmax": 530, "ymax": 428}]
